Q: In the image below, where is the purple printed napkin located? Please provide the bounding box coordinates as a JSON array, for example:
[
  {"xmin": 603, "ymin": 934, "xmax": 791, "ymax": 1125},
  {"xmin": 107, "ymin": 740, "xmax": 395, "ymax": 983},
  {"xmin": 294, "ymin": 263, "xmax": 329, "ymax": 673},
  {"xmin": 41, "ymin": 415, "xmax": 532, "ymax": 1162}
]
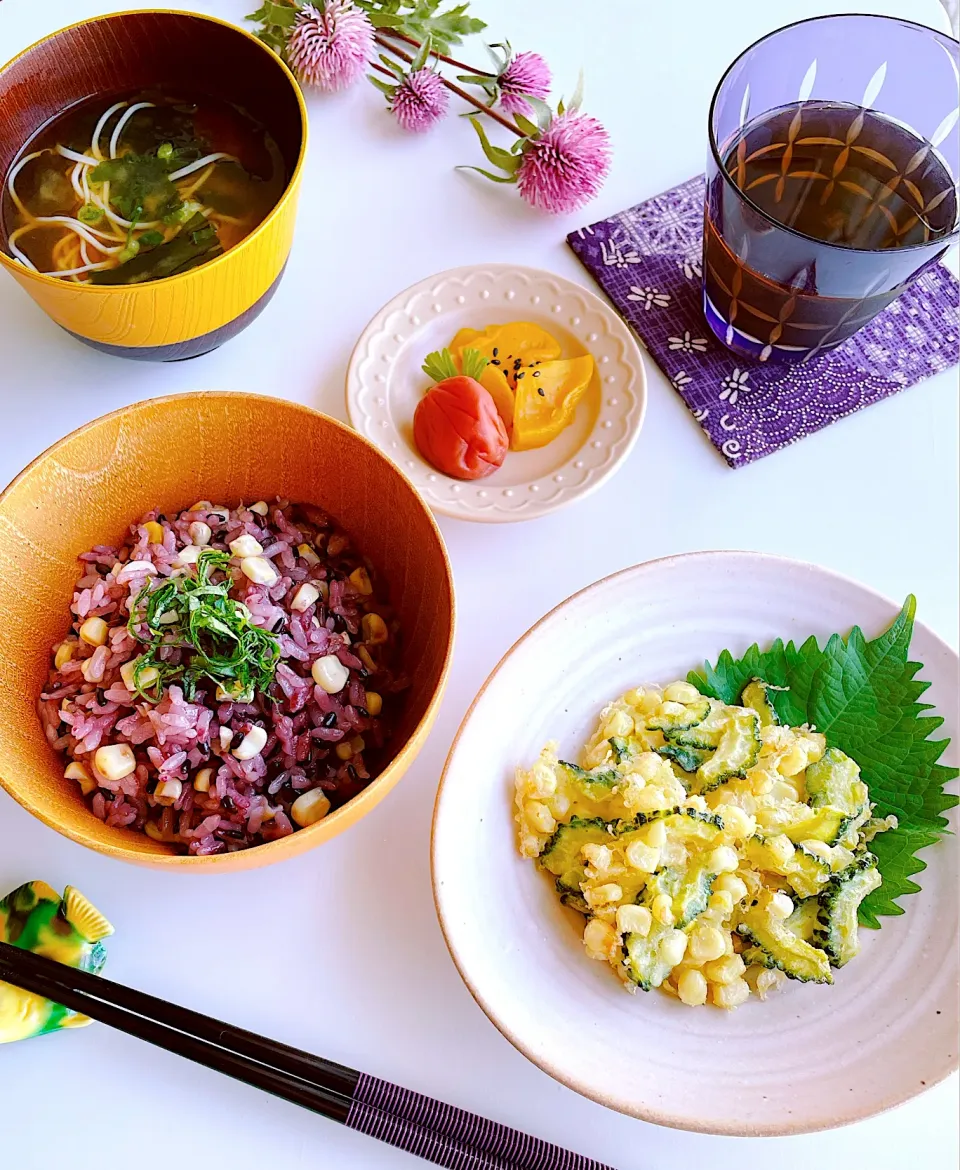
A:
[{"xmin": 568, "ymin": 176, "xmax": 960, "ymax": 467}]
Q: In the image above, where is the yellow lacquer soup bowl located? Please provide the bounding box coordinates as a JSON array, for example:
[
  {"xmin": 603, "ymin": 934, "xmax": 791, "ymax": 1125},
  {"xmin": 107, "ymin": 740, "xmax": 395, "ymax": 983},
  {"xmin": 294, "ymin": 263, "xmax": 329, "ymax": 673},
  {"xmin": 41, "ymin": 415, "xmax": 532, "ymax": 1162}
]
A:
[{"xmin": 0, "ymin": 11, "xmax": 307, "ymax": 361}]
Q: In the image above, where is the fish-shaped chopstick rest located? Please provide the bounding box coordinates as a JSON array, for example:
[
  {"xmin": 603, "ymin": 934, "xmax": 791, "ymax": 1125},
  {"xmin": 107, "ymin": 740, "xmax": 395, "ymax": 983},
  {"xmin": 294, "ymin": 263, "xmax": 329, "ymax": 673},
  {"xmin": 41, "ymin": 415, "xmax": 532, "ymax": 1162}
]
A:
[{"xmin": 0, "ymin": 880, "xmax": 113, "ymax": 1043}]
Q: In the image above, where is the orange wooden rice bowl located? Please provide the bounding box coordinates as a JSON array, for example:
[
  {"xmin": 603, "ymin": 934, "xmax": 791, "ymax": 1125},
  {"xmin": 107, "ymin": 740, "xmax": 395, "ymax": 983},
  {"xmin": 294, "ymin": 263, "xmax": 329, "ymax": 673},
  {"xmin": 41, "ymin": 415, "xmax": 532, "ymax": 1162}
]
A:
[{"xmin": 0, "ymin": 393, "xmax": 455, "ymax": 869}]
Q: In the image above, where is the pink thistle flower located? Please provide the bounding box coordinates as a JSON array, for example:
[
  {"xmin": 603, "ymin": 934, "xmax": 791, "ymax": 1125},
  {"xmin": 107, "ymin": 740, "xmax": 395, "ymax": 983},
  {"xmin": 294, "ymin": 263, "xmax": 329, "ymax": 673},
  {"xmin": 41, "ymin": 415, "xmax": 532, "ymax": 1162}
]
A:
[
  {"xmin": 516, "ymin": 111, "xmax": 611, "ymax": 215},
  {"xmin": 497, "ymin": 50, "xmax": 552, "ymax": 116},
  {"xmin": 287, "ymin": 0, "xmax": 374, "ymax": 93},
  {"xmin": 390, "ymin": 68, "xmax": 449, "ymax": 133}
]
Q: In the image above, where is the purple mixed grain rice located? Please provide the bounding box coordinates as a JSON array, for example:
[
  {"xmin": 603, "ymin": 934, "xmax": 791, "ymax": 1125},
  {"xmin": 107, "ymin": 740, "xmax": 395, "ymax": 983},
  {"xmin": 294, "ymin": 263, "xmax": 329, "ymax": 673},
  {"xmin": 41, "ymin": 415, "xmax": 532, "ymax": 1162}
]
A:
[{"xmin": 39, "ymin": 499, "xmax": 406, "ymax": 855}]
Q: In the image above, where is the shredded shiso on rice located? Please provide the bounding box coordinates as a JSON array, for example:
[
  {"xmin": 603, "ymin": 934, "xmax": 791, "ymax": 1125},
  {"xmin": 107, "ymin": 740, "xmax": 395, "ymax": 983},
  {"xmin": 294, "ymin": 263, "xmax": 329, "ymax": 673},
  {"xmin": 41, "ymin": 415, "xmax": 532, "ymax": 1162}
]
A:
[{"xmin": 39, "ymin": 499, "xmax": 406, "ymax": 855}]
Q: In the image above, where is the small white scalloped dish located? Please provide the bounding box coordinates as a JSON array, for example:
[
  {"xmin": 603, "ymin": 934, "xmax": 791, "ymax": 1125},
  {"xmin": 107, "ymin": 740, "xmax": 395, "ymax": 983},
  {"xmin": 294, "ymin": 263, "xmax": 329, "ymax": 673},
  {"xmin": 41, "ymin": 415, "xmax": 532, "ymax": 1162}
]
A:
[
  {"xmin": 432, "ymin": 553, "xmax": 959, "ymax": 1135},
  {"xmin": 345, "ymin": 264, "xmax": 646, "ymax": 522}
]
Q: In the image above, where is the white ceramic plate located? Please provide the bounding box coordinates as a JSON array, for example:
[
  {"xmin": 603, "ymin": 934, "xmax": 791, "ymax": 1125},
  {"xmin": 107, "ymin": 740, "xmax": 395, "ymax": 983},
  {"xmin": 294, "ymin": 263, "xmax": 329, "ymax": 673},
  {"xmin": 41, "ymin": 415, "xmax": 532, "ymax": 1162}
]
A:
[
  {"xmin": 345, "ymin": 265, "xmax": 646, "ymax": 522},
  {"xmin": 431, "ymin": 552, "xmax": 959, "ymax": 1135}
]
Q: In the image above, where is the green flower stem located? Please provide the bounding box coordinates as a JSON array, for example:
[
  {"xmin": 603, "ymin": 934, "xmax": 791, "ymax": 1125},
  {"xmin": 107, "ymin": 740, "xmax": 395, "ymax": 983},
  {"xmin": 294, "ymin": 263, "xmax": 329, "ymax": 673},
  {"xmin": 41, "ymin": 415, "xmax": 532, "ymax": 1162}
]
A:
[{"xmin": 373, "ymin": 34, "xmax": 523, "ymax": 135}]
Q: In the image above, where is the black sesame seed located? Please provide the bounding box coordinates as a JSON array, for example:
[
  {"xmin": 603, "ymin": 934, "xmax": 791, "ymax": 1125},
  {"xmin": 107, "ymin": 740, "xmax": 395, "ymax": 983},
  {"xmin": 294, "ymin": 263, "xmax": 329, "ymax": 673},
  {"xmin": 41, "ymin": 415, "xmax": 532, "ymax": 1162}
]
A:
[
  {"xmin": 222, "ymin": 796, "xmax": 235, "ymax": 810},
  {"xmin": 492, "ymin": 348, "xmax": 498, "ymax": 357},
  {"xmin": 491, "ymin": 359, "xmax": 501, "ymax": 366},
  {"xmin": 532, "ymin": 370, "xmax": 541, "ymax": 377},
  {"xmin": 356, "ymin": 706, "xmax": 369, "ymax": 718},
  {"xmin": 347, "ymin": 765, "xmax": 358, "ymax": 780},
  {"xmin": 322, "ymin": 711, "xmax": 337, "ymax": 728},
  {"xmin": 516, "ymin": 372, "xmax": 525, "ymax": 380},
  {"xmin": 101, "ymin": 790, "xmax": 114, "ymax": 802},
  {"xmin": 271, "ymin": 617, "xmax": 285, "ymax": 633},
  {"xmin": 537, "ymin": 388, "xmax": 546, "ymax": 397}
]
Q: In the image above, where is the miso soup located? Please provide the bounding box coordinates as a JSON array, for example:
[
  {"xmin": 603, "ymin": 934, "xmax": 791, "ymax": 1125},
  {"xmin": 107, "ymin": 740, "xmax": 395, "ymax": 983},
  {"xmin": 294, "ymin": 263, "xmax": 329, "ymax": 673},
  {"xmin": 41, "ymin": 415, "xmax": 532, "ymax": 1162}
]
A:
[{"xmin": 1, "ymin": 91, "xmax": 287, "ymax": 284}]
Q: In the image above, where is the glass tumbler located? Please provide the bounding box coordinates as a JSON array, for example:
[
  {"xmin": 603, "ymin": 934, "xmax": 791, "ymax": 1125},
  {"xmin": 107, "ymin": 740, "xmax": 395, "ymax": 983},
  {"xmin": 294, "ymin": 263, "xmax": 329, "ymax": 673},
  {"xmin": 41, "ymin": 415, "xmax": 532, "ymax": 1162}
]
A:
[{"xmin": 703, "ymin": 15, "xmax": 960, "ymax": 362}]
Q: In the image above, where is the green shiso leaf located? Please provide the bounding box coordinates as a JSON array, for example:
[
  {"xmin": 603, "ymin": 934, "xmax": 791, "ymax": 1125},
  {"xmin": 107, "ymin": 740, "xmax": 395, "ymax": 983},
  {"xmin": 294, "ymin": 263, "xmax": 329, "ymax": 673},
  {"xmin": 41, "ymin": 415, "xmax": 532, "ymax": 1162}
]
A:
[{"xmin": 689, "ymin": 596, "xmax": 958, "ymax": 925}]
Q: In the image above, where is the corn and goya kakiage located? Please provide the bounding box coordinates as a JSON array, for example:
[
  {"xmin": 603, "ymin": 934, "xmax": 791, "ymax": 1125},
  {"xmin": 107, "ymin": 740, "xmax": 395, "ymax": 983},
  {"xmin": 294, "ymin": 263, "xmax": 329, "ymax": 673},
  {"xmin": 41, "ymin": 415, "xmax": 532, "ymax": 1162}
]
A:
[{"xmin": 515, "ymin": 680, "xmax": 892, "ymax": 1009}]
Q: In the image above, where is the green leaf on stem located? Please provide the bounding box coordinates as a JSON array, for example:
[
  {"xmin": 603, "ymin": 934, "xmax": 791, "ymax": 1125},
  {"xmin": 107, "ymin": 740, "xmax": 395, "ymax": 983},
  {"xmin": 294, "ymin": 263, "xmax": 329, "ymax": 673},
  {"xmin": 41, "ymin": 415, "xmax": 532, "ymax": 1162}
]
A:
[
  {"xmin": 467, "ymin": 116, "xmax": 521, "ymax": 173},
  {"xmin": 513, "ymin": 112, "xmax": 539, "ymax": 138},
  {"xmin": 523, "ymin": 95, "xmax": 553, "ymax": 133},
  {"xmin": 455, "ymin": 165, "xmax": 518, "ymax": 184}
]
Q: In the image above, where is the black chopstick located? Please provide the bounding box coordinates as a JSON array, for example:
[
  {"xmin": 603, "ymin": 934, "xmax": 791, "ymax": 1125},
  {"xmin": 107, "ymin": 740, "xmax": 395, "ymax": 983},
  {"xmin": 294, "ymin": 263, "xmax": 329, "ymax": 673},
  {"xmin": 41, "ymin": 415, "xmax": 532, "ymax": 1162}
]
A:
[{"xmin": 0, "ymin": 942, "xmax": 616, "ymax": 1170}]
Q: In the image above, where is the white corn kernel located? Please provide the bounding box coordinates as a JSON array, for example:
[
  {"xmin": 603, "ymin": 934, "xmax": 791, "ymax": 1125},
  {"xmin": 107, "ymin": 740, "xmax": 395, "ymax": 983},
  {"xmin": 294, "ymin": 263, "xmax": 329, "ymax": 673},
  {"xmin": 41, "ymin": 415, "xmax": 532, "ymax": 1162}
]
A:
[
  {"xmin": 581, "ymin": 843, "xmax": 613, "ymax": 871},
  {"xmin": 94, "ymin": 743, "xmax": 136, "ymax": 781},
  {"xmin": 677, "ymin": 968, "xmax": 709, "ymax": 1006},
  {"xmin": 658, "ymin": 928, "xmax": 688, "ymax": 968},
  {"xmin": 634, "ymin": 752, "xmax": 663, "ymax": 783},
  {"xmin": 312, "ymin": 654, "xmax": 349, "ymax": 694},
  {"xmin": 703, "ymin": 953, "xmax": 746, "ymax": 985},
  {"xmin": 712, "ymin": 977, "xmax": 751, "ymax": 1009},
  {"xmin": 708, "ymin": 890, "xmax": 735, "ymax": 918},
  {"xmin": 767, "ymin": 834, "xmax": 795, "ymax": 865},
  {"xmin": 769, "ymin": 780, "xmax": 800, "ymax": 803},
  {"xmin": 605, "ymin": 708, "xmax": 634, "ymax": 738},
  {"xmin": 291, "ymin": 582, "xmax": 320, "ymax": 612},
  {"xmin": 54, "ymin": 641, "xmax": 76, "ymax": 670},
  {"xmin": 651, "ymin": 894, "xmax": 675, "ymax": 926},
  {"xmin": 663, "ymin": 681, "xmax": 700, "ymax": 705},
  {"xmin": 229, "ymin": 533, "xmax": 264, "ymax": 558},
  {"xmin": 583, "ymin": 883, "xmax": 623, "ymax": 908},
  {"xmin": 249, "ymin": 500, "xmax": 269, "ymax": 516},
  {"xmin": 687, "ymin": 922, "xmax": 727, "ymax": 964},
  {"xmin": 175, "ymin": 545, "xmax": 202, "ymax": 566},
  {"xmin": 707, "ymin": 845, "xmax": 740, "ymax": 874},
  {"xmin": 193, "ymin": 768, "xmax": 213, "ymax": 793},
  {"xmin": 298, "ymin": 543, "xmax": 321, "ymax": 566},
  {"xmin": 65, "ymin": 762, "xmax": 97, "ymax": 796},
  {"xmin": 233, "ymin": 725, "xmax": 268, "ymax": 760},
  {"xmin": 218, "ymin": 727, "xmax": 234, "ymax": 751},
  {"xmin": 119, "ymin": 658, "xmax": 158, "ymax": 693},
  {"xmin": 335, "ymin": 741, "xmax": 354, "ymax": 761},
  {"xmin": 361, "ymin": 613, "xmax": 388, "ymax": 644},
  {"xmin": 79, "ymin": 617, "xmax": 108, "ymax": 647},
  {"xmin": 641, "ymin": 819, "xmax": 667, "ymax": 849},
  {"xmin": 154, "ymin": 777, "xmax": 183, "ymax": 806},
  {"xmin": 769, "ymin": 892, "xmax": 795, "ymax": 919},
  {"xmin": 240, "ymin": 556, "xmax": 279, "ymax": 586},
  {"xmin": 364, "ymin": 692, "xmax": 383, "ymax": 716},
  {"xmin": 291, "ymin": 787, "xmax": 331, "ymax": 827},
  {"xmin": 116, "ymin": 560, "xmax": 158, "ymax": 583},
  {"xmin": 778, "ymin": 743, "xmax": 808, "ymax": 776},
  {"xmin": 625, "ymin": 839, "xmax": 660, "ymax": 873},
  {"xmin": 616, "ymin": 904, "xmax": 652, "ymax": 936},
  {"xmin": 583, "ymin": 918, "xmax": 619, "ymax": 962},
  {"xmin": 189, "ymin": 500, "xmax": 212, "ymax": 512},
  {"xmin": 525, "ymin": 800, "xmax": 557, "ymax": 835},
  {"xmin": 719, "ymin": 805, "xmax": 755, "ymax": 840},
  {"xmin": 349, "ymin": 567, "xmax": 373, "ymax": 595},
  {"xmin": 143, "ymin": 521, "xmax": 165, "ymax": 545},
  {"xmin": 188, "ymin": 521, "xmax": 212, "ymax": 546}
]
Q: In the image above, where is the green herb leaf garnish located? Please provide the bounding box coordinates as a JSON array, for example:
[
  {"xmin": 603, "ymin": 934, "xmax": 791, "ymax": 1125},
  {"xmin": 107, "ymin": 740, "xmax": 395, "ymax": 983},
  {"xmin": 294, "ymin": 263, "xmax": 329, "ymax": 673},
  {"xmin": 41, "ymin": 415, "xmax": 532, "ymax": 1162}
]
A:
[
  {"xmin": 422, "ymin": 346, "xmax": 488, "ymax": 383},
  {"xmin": 127, "ymin": 548, "xmax": 281, "ymax": 704},
  {"xmin": 688, "ymin": 596, "xmax": 958, "ymax": 925},
  {"xmin": 90, "ymin": 152, "xmax": 184, "ymax": 223}
]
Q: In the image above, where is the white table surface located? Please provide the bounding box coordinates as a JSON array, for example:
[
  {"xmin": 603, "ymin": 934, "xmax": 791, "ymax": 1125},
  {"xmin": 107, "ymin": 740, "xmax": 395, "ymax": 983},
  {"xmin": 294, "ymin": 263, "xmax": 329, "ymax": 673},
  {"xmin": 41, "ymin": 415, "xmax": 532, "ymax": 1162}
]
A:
[{"xmin": 0, "ymin": 1, "xmax": 957, "ymax": 1167}]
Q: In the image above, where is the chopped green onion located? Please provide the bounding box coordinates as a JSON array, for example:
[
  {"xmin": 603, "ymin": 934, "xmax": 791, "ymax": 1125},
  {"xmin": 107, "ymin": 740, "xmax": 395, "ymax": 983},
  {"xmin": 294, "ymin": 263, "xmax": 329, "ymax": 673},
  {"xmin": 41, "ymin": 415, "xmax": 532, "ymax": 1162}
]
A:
[
  {"xmin": 139, "ymin": 230, "xmax": 165, "ymax": 248},
  {"xmin": 117, "ymin": 239, "xmax": 140, "ymax": 264},
  {"xmin": 157, "ymin": 142, "xmax": 174, "ymax": 161},
  {"xmin": 78, "ymin": 203, "xmax": 104, "ymax": 224},
  {"xmin": 127, "ymin": 547, "xmax": 280, "ymax": 702}
]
